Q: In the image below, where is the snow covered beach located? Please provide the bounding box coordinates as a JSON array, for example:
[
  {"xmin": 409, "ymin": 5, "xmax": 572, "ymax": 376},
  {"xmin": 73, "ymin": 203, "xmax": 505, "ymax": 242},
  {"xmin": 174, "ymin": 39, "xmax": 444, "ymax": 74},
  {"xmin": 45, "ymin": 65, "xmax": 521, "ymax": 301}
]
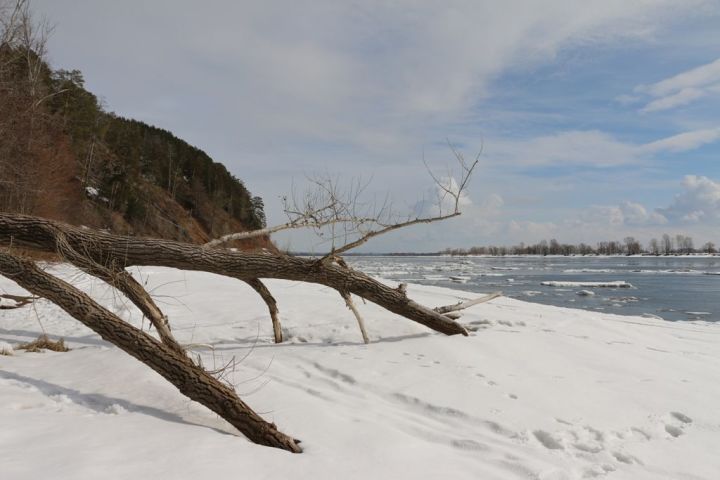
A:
[{"xmin": 1, "ymin": 265, "xmax": 719, "ymax": 479}]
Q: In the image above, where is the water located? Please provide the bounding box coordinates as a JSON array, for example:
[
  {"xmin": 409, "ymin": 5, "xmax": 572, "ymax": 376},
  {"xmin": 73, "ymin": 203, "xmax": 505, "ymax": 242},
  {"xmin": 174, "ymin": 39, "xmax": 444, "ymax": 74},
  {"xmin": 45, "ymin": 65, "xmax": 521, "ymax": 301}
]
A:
[{"xmin": 347, "ymin": 255, "xmax": 720, "ymax": 322}]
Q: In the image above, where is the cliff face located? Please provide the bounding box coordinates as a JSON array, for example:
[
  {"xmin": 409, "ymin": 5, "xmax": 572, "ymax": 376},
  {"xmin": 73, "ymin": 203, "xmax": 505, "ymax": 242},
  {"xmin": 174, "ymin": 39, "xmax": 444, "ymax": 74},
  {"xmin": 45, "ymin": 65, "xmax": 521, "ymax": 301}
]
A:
[{"xmin": 0, "ymin": 46, "xmax": 270, "ymax": 250}]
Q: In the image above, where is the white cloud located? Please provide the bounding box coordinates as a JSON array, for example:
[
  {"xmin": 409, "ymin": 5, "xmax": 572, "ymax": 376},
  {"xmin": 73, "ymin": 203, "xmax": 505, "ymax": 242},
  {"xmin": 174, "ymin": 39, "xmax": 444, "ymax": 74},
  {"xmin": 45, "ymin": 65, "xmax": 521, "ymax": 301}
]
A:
[
  {"xmin": 29, "ymin": 1, "xmax": 720, "ymax": 251},
  {"xmin": 477, "ymin": 194, "xmax": 504, "ymax": 214},
  {"xmin": 491, "ymin": 130, "xmax": 638, "ymax": 167},
  {"xmin": 620, "ymin": 201, "xmax": 668, "ymax": 225},
  {"xmin": 413, "ymin": 176, "xmax": 499, "ymax": 218},
  {"xmin": 580, "ymin": 201, "xmax": 667, "ymax": 227},
  {"xmin": 637, "ymin": 58, "xmax": 720, "ymax": 97},
  {"xmin": 554, "ymin": 176, "xmax": 720, "ymax": 245},
  {"xmin": 506, "ymin": 220, "xmax": 559, "ymax": 241},
  {"xmin": 658, "ymin": 175, "xmax": 720, "ymax": 223},
  {"xmin": 614, "ymin": 94, "xmax": 642, "ymax": 105},
  {"xmin": 640, "ymin": 87, "xmax": 706, "ymax": 113},
  {"xmin": 634, "ymin": 57, "xmax": 720, "ymax": 112},
  {"xmin": 487, "ymin": 127, "xmax": 720, "ymax": 168},
  {"xmin": 640, "ymin": 127, "xmax": 720, "ymax": 153},
  {"xmin": 35, "ymin": 0, "xmax": 715, "ymax": 158}
]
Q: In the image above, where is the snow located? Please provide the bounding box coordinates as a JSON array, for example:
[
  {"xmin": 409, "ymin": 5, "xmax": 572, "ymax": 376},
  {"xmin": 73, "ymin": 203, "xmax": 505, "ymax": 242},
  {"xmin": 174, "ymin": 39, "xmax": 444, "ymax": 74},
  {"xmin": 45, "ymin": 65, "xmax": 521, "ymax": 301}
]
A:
[
  {"xmin": 450, "ymin": 275, "xmax": 471, "ymax": 283},
  {"xmin": 563, "ymin": 269, "xmax": 615, "ymax": 273},
  {"xmin": 576, "ymin": 290, "xmax": 596, "ymax": 296},
  {"xmin": 541, "ymin": 281, "xmax": 634, "ymax": 288},
  {"xmin": 84, "ymin": 186, "xmax": 109, "ymax": 204},
  {"xmin": 0, "ymin": 297, "xmax": 19, "ymax": 308},
  {"xmin": 1, "ymin": 265, "xmax": 719, "ymax": 479},
  {"xmin": 0, "ymin": 340, "xmax": 13, "ymax": 355}
]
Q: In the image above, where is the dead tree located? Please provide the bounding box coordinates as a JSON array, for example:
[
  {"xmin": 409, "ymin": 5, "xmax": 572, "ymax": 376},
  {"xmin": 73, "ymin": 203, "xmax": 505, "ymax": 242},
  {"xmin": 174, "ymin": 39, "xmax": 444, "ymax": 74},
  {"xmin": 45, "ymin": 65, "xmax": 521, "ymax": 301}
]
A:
[
  {"xmin": 204, "ymin": 146, "xmax": 481, "ymax": 342},
  {"xmin": 0, "ymin": 148, "xmax": 481, "ymax": 452},
  {"xmin": 0, "ymin": 250, "xmax": 301, "ymax": 452},
  {"xmin": 0, "ymin": 211, "xmax": 472, "ymax": 452},
  {"xmin": 0, "ymin": 214, "xmax": 470, "ymax": 335}
]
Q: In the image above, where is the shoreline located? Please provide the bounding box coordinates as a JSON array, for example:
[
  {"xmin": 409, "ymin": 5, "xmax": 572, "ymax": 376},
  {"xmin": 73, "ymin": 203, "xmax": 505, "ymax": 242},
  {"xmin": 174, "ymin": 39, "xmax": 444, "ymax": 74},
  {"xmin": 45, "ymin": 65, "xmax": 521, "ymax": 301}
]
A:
[{"xmin": 336, "ymin": 253, "xmax": 720, "ymax": 258}]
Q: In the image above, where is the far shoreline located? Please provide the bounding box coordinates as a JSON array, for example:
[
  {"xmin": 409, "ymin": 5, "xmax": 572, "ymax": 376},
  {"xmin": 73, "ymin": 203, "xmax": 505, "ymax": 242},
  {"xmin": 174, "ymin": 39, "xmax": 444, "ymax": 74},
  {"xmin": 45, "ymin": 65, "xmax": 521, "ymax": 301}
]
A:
[{"xmin": 294, "ymin": 252, "xmax": 720, "ymax": 258}]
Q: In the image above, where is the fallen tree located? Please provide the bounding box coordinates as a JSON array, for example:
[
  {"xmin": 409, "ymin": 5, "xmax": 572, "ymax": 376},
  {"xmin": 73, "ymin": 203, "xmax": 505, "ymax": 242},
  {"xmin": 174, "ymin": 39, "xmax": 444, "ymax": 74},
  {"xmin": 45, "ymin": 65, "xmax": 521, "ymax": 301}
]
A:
[
  {"xmin": 0, "ymin": 146, "xmax": 484, "ymax": 452},
  {"xmin": 0, "ymin": 211, "xmax": 473, "ymax": 452},
  {"xmin": 0, "ymin": 250, "xmax": 302, "ymax": 452},
  {"xmin": 0, "ymin": 214, "xmax": 469, "ymax": 335}
]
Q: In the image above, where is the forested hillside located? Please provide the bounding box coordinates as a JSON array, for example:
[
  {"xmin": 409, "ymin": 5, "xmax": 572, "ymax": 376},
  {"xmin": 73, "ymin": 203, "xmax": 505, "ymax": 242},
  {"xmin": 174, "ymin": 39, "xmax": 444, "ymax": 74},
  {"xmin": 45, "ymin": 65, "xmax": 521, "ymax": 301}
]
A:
[{"xmin": 0, "ymin": 25, "xmax": 266, "ymax": 246}]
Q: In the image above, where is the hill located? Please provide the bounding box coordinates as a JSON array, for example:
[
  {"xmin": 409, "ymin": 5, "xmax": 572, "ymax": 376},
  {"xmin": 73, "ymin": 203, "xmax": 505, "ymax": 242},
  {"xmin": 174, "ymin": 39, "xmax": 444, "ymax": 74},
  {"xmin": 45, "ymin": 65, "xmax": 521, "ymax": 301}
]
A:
[{"xmin": 0, "ymin": 42, "xmax": 268, "ymax": 248}]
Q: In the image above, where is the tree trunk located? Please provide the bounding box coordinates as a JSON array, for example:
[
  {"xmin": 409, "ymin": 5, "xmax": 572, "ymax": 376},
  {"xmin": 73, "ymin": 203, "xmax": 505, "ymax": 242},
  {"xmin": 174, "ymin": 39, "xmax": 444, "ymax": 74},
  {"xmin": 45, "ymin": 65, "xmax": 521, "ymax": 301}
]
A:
[
  {"xmin": 0, "ymin": 213, "xmax": 467, "ymax": 336},
  {"xmin": 0, "ymin": 250, "xmax": 302, "ymax": 453},
  {"xmin": 52, "ymin": 232, "xmax": 182, "ymax": 351}
]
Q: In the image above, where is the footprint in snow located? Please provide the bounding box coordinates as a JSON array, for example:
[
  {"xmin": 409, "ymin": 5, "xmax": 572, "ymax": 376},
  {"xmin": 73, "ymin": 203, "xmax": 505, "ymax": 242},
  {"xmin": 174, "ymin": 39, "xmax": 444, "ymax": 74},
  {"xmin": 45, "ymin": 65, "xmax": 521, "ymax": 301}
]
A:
[
  {"xmin": 662, "ymin": 411, "xmax": 692, "ymax": 438},
  {"xmin": 612, "ymin": 451, "xmax": 641, "ymax": 465},
  {"xmin": 670, "ymin": 411, "xmax": 692, "ymax": 424},
  {"xmin": 533, "ymin": 430, "xmax": 564, "ymax": 450}
]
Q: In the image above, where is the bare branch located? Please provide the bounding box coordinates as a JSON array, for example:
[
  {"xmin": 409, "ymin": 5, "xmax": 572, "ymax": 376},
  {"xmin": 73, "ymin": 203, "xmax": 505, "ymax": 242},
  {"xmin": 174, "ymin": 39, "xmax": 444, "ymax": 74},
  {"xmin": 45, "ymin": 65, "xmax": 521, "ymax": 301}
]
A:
[
  {"xmin": 320, "ymin": 145, "xmax": 481, "ymax": 259},
  {"xmin": 433, "ymin": 291, "xmax": 502, "ymax": 315},
  {"xmin": 244, "ymin": 278, "xmax": 283, "ymax": 343},
  {"xmin": 321, "ymin": 211, "xmax": 462, "ymax": 259},
  {"xmin": 205, "ymin": 146, "xmax": 481, "ymax": 256},
  {"xmin": 340, "ymin": 290, "xmax": 369, "ymax": 344}
]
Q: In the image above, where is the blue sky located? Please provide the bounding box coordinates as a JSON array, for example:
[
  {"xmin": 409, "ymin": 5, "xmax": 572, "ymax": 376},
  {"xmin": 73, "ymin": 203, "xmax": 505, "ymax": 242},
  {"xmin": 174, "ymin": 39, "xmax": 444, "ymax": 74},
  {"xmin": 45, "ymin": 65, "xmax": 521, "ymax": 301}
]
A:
[{"xmin": 33, "ymin": 0, "xmax": 720, "ymax": 251}]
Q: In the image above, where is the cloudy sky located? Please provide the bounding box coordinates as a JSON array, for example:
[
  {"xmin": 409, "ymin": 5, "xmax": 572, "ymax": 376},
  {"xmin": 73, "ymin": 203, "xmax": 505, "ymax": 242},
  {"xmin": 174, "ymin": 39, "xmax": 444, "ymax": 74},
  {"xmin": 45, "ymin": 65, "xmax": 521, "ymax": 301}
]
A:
[{"xmin": 34, "ymin": 0, "xmax": 720, "ymax": 251}]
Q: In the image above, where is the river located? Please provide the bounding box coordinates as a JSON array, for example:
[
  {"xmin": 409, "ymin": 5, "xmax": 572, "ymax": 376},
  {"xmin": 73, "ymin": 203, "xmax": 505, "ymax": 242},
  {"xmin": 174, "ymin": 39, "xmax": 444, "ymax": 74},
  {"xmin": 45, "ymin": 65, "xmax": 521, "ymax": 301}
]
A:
[{"xmin": 347, "ymin": 255, "xmax": 720, "ymax": 322}]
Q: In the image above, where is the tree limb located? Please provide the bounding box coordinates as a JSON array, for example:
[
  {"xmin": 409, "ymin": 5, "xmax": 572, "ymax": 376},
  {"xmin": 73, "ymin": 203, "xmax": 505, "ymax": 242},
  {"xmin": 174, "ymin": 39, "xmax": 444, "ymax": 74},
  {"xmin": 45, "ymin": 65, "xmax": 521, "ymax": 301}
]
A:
[
  {"xmin": 0, "ymin": 213, "xmax": 468, "ymax": 337},
  {"xmin": 244, "ymin": 278, "xmax": 283, "ymax": 343},
  {"xmin": 434, "ymin": 291, "xmax": 502, "ymax": 314},
  {"xmin": 51, "ymin": 228, "xmax": 182, "ymax": 352},
  {"xmin": 321, "ymin": 211, "xmax": 461, "ymax": 260},
  {"xmin": 0, "ymin": 249, "xmax": 302, "ymax": 452},
  {"xmin": 340, "ymin": 290, "xmax": 369, "ymax": 344}
]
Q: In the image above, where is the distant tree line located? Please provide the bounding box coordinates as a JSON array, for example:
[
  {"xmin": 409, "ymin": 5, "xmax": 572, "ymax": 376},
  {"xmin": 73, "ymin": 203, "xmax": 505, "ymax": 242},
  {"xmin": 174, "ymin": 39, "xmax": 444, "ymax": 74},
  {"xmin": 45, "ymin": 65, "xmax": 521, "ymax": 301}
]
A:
[{"xmin": 443, "ymin": 234, "xmax": 717, "ymax": 256}]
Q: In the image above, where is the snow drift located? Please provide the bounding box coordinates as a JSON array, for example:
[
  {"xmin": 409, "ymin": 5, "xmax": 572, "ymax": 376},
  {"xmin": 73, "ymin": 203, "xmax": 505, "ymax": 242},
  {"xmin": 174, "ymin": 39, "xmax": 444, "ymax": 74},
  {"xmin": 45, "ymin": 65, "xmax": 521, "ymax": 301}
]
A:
[{"xmin": 1, "ymin": 265, "xmax": 718, "ymax": 479}]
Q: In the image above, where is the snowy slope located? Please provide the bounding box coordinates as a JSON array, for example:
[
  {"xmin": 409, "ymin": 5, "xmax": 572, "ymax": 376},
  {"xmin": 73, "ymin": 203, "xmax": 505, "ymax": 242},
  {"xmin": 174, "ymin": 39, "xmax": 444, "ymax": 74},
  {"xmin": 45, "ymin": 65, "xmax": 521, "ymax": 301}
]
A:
[{"xmin": 1, "ymin": 265, "xmax": 718, "ymax": 479}]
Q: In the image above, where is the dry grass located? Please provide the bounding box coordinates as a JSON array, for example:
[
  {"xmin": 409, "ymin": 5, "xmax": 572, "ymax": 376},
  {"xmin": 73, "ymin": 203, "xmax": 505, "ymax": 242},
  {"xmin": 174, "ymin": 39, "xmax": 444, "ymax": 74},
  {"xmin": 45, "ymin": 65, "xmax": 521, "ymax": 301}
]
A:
[{"xmin": 18, "ymin": 335, "xmax": 69, "ymax": 353}]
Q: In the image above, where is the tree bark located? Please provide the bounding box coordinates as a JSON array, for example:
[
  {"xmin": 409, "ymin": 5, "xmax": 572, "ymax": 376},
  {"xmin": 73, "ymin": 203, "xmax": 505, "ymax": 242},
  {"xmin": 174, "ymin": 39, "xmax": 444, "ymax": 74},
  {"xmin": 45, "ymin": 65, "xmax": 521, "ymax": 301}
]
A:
[
  {"xmin": 245, "ymin": 278, "xmax": 283, "ymax": 343},
  {"xmin": 0, "ymin": 213, "xmax": 468, "ymax": 336},
  {"xmin": 0, "ymin": 250, "xmax": 302, "ymax": 453},
  {"xmin": 51, "ymin": 232, "xmax": 182, "ymax": 351}
]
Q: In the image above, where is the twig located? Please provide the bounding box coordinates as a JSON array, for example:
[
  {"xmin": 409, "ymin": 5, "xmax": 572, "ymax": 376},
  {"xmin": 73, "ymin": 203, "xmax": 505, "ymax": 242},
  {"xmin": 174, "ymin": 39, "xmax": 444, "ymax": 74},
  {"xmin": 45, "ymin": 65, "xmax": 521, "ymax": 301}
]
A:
[{"xmin": 434, "ymin": 291, "xmax": 502, "ymax": 315}]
